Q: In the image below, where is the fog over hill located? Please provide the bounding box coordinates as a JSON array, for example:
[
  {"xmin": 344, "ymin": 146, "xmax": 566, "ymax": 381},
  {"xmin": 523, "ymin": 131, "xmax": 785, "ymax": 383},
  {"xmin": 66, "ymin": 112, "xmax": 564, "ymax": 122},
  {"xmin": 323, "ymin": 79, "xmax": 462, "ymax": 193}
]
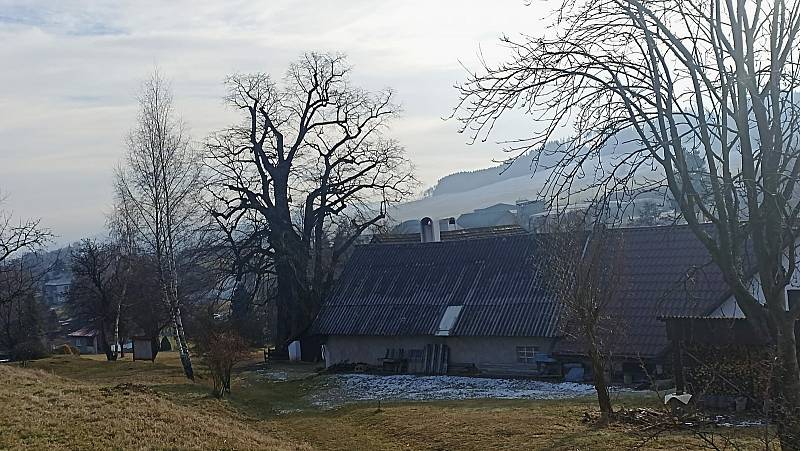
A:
[
  {"xmin": 388, "ymin": 146, "xmax": 564, "ymax": 223},
  {"xmin": 388, "ymin": 132, "xmax": 684, "ymax": 224},
  {"xmin": 388, "ymin": 170, "xmax": 546, "ymax": 223}
]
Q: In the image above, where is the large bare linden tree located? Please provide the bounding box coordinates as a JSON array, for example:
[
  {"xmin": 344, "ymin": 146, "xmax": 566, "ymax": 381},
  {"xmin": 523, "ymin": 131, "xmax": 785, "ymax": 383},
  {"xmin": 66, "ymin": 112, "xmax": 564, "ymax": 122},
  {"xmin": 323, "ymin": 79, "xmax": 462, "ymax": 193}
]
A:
[
  {"xmin": 454, "ymin": 0, "xmax": 800, "ymax": 446},
  {"xmin": 207, "ymin": 53, "xmax": 415, "ymax": 348}
]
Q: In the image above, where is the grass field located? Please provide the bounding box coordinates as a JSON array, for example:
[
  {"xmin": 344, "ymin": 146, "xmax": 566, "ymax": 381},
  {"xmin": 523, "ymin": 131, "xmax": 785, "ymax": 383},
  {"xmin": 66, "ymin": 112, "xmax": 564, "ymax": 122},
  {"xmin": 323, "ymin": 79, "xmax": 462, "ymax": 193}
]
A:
[{"xmin": 0, "ymin": 352, "xmax": 771, "ymax": 450}]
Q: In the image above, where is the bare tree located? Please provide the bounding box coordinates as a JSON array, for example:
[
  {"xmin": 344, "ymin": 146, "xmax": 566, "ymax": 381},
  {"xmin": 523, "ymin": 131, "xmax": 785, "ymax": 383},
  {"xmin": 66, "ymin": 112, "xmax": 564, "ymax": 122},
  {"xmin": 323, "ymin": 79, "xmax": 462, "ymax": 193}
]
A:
[
  {"xmin": 0, "ymin": 266, "xmax": 44, "ymax": 354},
  {"xmin": 208, "ymin": 205, "xmax": 275, "ymax": 343},
  {"xmin": 543, "ymin": 214, "xmax": 623, "ymax": 421},
  {"xmin": 453, "ymin": 0, "xmax": 800, "ymax": 445},
  {"xmin": 107, "ymin": 197, "xmax": 143, "ymax": 359},
  {"xmin": 207, "ymin": 52, "xmax": 416, "ymax": 348},
  {"xmin": 67, "ymin": 239, "xmax": 123, "ymax": 361},
  {"xmin": 116, "ymin": 71, "xmax": 205, "ymax": 380},
  {"xmin": 0, "ymin": 197, "xmax": 50, "ymax": 267},
  {"xmin": 125, "ymin": 253, "xmax": 171, "ymax": 358},
  {"xmin": 0, "ymin": 197, "xmax": 52, "ymax": 356}
]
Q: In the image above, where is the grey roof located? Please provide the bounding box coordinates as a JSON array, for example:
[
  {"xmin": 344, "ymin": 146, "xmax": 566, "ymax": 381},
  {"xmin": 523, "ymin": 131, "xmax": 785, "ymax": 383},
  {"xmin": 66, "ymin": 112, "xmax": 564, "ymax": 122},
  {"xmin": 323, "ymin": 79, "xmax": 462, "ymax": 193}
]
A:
[
  {"xmin": 553, "ymin": 225, "xmax": 730, "ymax": 358},
  {"xmin": 312, "ymin": 231, "xmax": 561, "ymax": 338},
  {"xmin": 314, "ymin": 224, "xmax": 733, "ymax": 358}
]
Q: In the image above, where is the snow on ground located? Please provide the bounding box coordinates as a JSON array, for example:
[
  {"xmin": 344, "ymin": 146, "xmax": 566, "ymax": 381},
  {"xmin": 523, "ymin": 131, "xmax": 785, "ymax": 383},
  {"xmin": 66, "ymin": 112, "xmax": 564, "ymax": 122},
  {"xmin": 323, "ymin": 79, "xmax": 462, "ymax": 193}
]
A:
[
  {"xmin": 308, "ymin": 374, "xmax": 600, "ymax": 408},
  {"xmin": 257, "ymin": 370, "xmax": 289, "ymax": 381}
]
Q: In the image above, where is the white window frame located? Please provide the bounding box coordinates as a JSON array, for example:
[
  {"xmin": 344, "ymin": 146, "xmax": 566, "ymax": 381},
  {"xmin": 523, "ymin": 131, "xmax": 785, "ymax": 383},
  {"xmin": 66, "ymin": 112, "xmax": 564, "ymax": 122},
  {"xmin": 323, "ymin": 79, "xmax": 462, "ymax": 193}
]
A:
[{"xmin": 516, "ymin": 345, "xmax": 539, "ymax": 364}]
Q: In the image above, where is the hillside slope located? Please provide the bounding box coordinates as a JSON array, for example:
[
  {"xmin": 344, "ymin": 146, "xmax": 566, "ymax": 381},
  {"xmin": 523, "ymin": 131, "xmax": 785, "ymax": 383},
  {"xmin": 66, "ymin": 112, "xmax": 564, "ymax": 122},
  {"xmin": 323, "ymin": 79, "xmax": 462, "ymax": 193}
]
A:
[
  {"xmin": 0, "ymin": 364, "xmax": 307, "ymax": 450},
  {"xmin": 390, "ymin": 173, "xmax": 546, "ymax": 222}
]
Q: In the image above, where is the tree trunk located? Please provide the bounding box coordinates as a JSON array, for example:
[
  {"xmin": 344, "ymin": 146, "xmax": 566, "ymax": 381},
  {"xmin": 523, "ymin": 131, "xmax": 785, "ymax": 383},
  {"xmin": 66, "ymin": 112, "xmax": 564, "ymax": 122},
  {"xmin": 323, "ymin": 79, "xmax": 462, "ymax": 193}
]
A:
[
  {"xmin": 587, "ymin": 339, "xmax": 613, "ymax": 420},
  {"xmin": 273, "ymin": 260, "xmax": 300, "ymax": 349},
  {"xmin": 224, "ymin": 364, "xmax": 233, "ymax": 394},
  {"xmin": 160, "ymin": 272, "xmax": 193, "ymax": 378},
  {"xmin": 773, "ymin": 316, "xmax": 800, "ymax": 450},
  {"xmin": 271, "ymin": 224, "xmax": 310, "ymax": 350},
  {"xmin": 150, "ymin": 337, "xmax": 159, "ymax": 362},
  {"xmin": 170, "ymin": 303, "xmax": 194, "ymax": 380},
  {"xmin": 98, "ymin": 326, "xmax": 116, "ymax": 362},
  {"xmin": 113, "ymin": 302, "xmax": 121, "ymax": 360},
  {"xmin": 158, "ymin": 251, "xmax": 193, "ymax": 379}
]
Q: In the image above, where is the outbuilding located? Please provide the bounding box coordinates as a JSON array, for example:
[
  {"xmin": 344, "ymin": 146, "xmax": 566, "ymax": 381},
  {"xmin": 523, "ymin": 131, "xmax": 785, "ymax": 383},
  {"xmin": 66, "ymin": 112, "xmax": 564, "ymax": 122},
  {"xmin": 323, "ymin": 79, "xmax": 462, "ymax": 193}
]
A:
[{"xmin": 67, "ymin": 327, "xmax": 100, "ymax": 354}]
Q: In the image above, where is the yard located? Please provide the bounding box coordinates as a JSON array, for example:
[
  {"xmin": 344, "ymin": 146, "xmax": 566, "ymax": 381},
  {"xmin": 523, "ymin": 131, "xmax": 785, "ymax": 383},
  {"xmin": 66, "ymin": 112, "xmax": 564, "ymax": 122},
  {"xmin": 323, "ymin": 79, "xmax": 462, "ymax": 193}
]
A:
[{"xmin": 0, "ymin": 352, "xmax": 771, "ymax": 450}]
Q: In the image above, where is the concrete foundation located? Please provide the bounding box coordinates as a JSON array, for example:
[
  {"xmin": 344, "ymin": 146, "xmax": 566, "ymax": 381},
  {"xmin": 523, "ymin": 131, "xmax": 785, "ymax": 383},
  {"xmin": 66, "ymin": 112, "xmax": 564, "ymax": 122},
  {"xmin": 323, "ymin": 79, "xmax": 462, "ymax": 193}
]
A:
[{"xmin": 323, "ymin": 335, "xmax": 557, "ymax": 374}]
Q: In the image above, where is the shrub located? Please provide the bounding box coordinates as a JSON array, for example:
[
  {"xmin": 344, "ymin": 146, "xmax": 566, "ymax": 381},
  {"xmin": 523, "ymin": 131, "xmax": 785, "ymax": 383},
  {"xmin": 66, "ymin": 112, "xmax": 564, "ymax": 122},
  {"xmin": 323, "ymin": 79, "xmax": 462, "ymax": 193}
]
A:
[
  {"xmin": 12, "ymin": 340, "xmax": 48, "ymax": 364},
  {"xmin": 202, "ymin": 331, "xmax": 250, "ymax": 398}
]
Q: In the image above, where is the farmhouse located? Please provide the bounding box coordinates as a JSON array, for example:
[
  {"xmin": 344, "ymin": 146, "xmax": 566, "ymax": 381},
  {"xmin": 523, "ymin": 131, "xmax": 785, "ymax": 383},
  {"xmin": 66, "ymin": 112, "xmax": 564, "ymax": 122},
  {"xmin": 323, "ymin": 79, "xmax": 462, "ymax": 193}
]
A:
[{"xmin": 311, "ymin": 223, "xmax": 735, "ymax": 379}]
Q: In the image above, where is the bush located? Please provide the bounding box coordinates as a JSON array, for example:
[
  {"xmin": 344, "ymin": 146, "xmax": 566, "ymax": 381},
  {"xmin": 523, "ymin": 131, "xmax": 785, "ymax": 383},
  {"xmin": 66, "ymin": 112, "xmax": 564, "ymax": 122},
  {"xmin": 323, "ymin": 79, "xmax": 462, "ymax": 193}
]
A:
[
  {"xmin": 159, "ymin": 336, "xmax": 172, "ymax": 352},
  {"xmin": 202, "ymin": 331, "xmax": 250, "ymax": 398},
  {"xmin": 53, "ymin": 343, "xmax": 81, "ymax": 355},
  {"xmin": 12, "ymin": 340, "xmax": 48, "ymax": 364}
]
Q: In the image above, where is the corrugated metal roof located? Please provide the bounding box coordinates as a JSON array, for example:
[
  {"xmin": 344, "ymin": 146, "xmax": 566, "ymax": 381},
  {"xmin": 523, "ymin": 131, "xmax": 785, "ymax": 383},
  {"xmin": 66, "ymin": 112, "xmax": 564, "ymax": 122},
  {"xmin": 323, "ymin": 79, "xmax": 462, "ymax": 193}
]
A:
[
  {"xmin": 554, "ymin": 225, "xmax": 731, "ymax": 358},
  {"xmin": 68, "ymin": 327, "xmax": 99, "ymax": 338},
  {"xmin": 312, "ymin": 232, "xmax": 561, "ymax": 338},
  {"xmin": 313, "ymin": 224, "xmax": 732, "ymax": 358}
]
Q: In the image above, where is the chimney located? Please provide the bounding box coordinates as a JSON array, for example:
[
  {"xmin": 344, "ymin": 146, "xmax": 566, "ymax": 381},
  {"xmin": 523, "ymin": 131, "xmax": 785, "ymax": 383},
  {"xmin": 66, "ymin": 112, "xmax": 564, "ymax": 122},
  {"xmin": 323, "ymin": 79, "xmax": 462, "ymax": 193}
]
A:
[
  {"xmin": 420, "ymin": 217, "xmax": 441, "ymax": 243},
  {"xmin": 439, "ymin": 217, "xmax": 457, "ymax": 233}
]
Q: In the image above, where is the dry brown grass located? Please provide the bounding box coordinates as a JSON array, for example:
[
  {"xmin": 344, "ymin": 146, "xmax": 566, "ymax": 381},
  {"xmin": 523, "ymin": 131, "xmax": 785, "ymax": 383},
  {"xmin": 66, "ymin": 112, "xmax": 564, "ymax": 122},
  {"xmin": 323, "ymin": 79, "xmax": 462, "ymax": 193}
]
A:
[
  {"xmin": 273, "ymin": 400, "xmax": 767, "ymax": 451},
  {"xmin": 3, "ymin": 354, "xmax": 770, "ymax": 450},
  {"xmin": 0, "ymin": 363, "xmax": 309, "ymax": 450}
]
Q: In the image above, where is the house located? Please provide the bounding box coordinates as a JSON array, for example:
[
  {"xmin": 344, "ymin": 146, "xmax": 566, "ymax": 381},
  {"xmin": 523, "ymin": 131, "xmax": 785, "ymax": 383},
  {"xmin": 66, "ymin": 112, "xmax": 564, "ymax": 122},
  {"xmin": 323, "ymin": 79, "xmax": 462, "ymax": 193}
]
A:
[
  {"xmin": 43, "ymin": 275, "xmax": 71, "ymax": 305},
  {"xmin": 312, "ymin": 224, "xmax": 559, "ymax": 375},
  {"xmin": 311, "ymin": 222, "xmax": 734, "ymax": 379},
  {"xmin": 67, "ymin": 327, "xmax": 100, "ymax": 354},
  {"xmin": 456, "ymin": 203, "xmax": 518, "ymax": 230},
  {"xmin": 552, "ymin": 225, "xmax": 730, "ymax": 381}
]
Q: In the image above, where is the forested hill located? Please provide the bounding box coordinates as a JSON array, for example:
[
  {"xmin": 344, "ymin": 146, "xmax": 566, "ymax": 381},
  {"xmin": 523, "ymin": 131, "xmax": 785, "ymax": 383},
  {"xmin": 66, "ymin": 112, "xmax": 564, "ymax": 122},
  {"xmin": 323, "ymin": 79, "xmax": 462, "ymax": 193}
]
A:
[
  {"xmin": 427, "ymin": 149, "xmax": 546, "ymax": 197},
  {"xmin": 391, "ymin": 148, "xmax": 556, "ymax": 222}
]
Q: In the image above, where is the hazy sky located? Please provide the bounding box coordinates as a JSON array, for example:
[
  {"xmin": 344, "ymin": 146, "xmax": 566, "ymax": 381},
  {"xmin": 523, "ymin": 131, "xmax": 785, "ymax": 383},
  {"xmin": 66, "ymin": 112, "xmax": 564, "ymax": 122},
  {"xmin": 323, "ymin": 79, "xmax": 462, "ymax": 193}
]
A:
[{"xmin": 0, "ymin": 0, "xmax": 549, "ymax": 245}]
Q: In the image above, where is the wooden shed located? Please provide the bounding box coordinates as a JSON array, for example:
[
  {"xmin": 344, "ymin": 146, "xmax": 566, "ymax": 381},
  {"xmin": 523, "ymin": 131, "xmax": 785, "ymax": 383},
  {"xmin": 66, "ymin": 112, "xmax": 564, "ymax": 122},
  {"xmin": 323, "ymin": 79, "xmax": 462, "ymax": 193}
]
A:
[{"xmin": 132, "ymin": 336, "xmax": 157, "ymax": 361}]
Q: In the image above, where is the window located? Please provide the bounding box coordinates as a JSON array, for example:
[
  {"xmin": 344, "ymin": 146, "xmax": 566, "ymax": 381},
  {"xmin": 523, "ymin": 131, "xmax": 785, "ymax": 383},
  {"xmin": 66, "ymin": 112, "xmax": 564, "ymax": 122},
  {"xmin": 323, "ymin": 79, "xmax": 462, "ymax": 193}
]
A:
[
  {"xmin": 516, "ymin": 346, "xmax": 539, "ymax": 364},
  {"xmin": 788, "ymin": 289, "xmax": 800, "ymax": 311},
  {"xmin": 435, "ymin": 305, "xmax": 463, "ymax": 336}
]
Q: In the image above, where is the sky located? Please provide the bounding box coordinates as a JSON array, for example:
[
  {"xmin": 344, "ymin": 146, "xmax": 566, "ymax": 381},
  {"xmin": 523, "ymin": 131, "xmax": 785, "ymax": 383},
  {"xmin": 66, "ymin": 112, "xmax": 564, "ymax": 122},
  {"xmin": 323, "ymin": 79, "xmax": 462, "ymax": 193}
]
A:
[{"xmin": 0, "ymin": 0, "xmax": 550, "ymax": 245}]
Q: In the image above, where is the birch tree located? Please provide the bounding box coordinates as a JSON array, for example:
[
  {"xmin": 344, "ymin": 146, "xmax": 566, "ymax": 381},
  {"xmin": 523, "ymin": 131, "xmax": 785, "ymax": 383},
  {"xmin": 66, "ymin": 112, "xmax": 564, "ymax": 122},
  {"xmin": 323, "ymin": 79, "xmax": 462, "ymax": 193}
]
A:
[
  {"xmin": 116, "ymin": 71, "xmax": 204, "ymax": 380},
  {"xmin": 454, "ymin": 0, "xmax": 800, "ymax": 445}
]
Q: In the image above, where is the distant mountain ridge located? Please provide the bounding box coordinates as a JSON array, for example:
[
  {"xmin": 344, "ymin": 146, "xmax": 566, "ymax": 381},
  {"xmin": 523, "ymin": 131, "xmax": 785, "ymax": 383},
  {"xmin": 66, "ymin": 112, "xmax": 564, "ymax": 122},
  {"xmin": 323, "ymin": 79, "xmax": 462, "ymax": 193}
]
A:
[
  {"xmin": 391, "ymin": 138, "xmax": 675, "ymax": 225},
  {"xmin": 427, "ymin": 149, "xmax": 552, "ymax": 197},
  {"xmin": 390, "ymin": 151, "xmax": 550, "ymax": 223}
]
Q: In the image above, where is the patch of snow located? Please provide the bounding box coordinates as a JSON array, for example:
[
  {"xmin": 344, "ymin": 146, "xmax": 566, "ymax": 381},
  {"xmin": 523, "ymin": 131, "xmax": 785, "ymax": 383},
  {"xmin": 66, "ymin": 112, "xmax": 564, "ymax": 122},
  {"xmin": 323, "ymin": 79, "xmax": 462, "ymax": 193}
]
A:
[
  {"xmin": 309, "ymin": 374, "xmax": 601, "ymax": 408},
  {"xmin": 712, "ymin": 416, "xmax": 768, "ymax": 428},
  {"xmin": 256, "ymin": 370, "xmax": 289, "ymax": 381}
]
